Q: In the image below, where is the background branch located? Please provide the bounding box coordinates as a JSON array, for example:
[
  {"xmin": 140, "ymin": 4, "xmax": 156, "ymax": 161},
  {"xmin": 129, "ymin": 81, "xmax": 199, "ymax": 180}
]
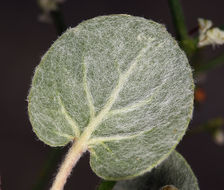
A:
[
  {"xmin": 168, "ymin": 0, "xmax": 196, "ymax": 57},
  {"xmin": 50, "ymin": 8, "xmax": 66, "ymax": 35},
  {"xmin": 187, "ymin": 118, "xmax": 224, "ymax": 136},
  {"xmin": 195, "ymin": 53, "xmax": 224, "ymax": 74}
]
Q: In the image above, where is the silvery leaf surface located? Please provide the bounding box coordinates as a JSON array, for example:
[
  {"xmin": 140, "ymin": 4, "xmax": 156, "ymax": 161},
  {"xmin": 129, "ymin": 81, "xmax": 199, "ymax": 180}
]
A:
[{"xmin": 28, "ymin": 15, "xmax": 194, "ymax": 179}]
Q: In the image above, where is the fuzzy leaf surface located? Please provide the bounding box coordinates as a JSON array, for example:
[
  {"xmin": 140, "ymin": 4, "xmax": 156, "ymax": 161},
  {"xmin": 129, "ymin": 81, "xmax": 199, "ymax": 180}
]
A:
[
  {"xmin": 28, "ymin": 15, "xmax": 194, "ymax": 179},
  {"xmin": 113, "ymin": 151, "xmax": 199, "ymax": 190}
]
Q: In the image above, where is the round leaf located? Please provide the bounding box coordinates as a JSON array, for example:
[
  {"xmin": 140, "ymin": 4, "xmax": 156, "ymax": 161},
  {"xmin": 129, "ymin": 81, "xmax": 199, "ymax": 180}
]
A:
[
  {"xmin": 28, "ymin": 15, "xmax": 194, "ymax": 180},
  {"xmin": 113, "ymin": 151, "xmax": 199, "ymax": 190}
]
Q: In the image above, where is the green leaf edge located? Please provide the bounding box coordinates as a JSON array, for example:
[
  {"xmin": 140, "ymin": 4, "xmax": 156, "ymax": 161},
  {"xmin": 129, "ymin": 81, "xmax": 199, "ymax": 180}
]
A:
[
  {"xmin": 113, "ymin": 150, "xmax": 199, "ymax": 189},
  {"xmin": 27, "ymin": 27, "xmax": 76, "ymax": 147},
  {"xmin": 173, "ymin": 151, "xmax": 199, "ymax": 189}
]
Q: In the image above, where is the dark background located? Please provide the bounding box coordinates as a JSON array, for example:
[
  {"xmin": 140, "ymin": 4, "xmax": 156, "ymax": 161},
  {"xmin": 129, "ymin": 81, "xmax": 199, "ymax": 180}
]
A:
[{"xmin": 1, "ymin": 0, "xmax": 224, "ymax": 189}]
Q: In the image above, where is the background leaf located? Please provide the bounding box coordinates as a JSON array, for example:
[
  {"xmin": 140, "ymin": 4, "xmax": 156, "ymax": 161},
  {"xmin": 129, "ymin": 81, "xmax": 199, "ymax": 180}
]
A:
[
  {"xmin": 28, "ymin": 15, "xmax": 194, "ymax": 179},
  {"xmin": 113, "ymin": 151, "xmax": 199, "ymax": 190}
]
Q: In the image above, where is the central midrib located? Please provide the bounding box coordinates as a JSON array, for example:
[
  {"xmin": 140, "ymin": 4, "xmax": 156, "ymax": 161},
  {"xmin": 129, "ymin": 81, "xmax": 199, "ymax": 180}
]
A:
[{"xmin": 78, "ymin": 43, "xmax": 152, "ymax": 144}]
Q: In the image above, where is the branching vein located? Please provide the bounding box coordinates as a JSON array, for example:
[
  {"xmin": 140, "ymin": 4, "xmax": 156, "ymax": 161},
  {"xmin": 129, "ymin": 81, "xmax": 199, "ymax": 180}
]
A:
[
  {"xmin": 83, "ymin": 57, "xmax": 95, "ymax": 119},
  {"xmin": 53, "ymin": 131, "xmax": 74, "ymax": 140},
  {"xmin": 58, "ymin": 96, "xmax": 81, "ymax": 137},
  {"xmin": 107, "ymin": 78, "xmax": 169, "ymax": 117},
  {"xmin": 81, "ymin": 43, "xmax": 153, "ymax": 141},
  {"xmin": 108, "ymin": 95, "xmax": 154, "ymax": 116},
  {"xmin": 88, "ymin": 127, "xmax": 155, "ymax": 145}
]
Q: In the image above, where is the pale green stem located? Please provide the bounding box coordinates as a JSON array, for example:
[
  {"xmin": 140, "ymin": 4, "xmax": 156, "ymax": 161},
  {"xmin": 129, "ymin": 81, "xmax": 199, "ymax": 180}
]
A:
[
  {"xmin": 168, "ymin": 0, "xmax": 188, "ymax": 42},
  {"xmin": 50, "ymin": 139, "xmax": 88, "ymax": 190},
  {"xmin": 34, "ymin": 2, "xmax": 68, "ymax": 189}
]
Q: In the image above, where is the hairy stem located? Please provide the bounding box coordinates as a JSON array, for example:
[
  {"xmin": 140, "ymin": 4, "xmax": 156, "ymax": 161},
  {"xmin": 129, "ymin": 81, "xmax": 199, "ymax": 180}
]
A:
[
  {"xmin": 33, "ymin": 2, "xmax": 68, "ymax": 190},
  {"xmin": 50, "ymin": 139, "xmax": 88, "ymax": 190}
]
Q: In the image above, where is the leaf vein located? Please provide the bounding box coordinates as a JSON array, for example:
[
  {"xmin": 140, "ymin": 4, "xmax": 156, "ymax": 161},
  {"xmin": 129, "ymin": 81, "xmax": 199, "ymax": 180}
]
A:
[
  {"xmin": 107, "ymin": 78, "xmax": 170, "ymax": 116},
  {"xmin": 108, "ymin": 95, "xmax": 154, "ymax": 116},
  {"xmin": 81, "ymin": 42, "xmax": 154, "ymax": 143},
  {"xmin": 82, "ymin": 55, "xmax": 96, "ymax": 119},
  {"xmin": 58, "ymin": 96, "xmax": 81, "ymax": 137},
  {"xmin": 52, "ymin": 131, "xmax": 74, "ymax": 140},
  {"xmin": 88, "ymin": 127, "xmax": 156, "ymax": 145}
]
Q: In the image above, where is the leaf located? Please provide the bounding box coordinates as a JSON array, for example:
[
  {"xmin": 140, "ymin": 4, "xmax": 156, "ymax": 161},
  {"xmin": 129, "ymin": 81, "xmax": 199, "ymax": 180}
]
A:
[
  {"xmin": 113, "ymin": 151, "xmax": 199, "ymax": 190},
  {"xmin": 97, "ymin": 180, "xmax": 116, "ymax": 190},
  {"xmin": 160, "ymin": 185, "xmax": 179, "ymax": 190},
  {"xmin": 28, "ymin": 15, "xmax": 194, "ymax": 180}
]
